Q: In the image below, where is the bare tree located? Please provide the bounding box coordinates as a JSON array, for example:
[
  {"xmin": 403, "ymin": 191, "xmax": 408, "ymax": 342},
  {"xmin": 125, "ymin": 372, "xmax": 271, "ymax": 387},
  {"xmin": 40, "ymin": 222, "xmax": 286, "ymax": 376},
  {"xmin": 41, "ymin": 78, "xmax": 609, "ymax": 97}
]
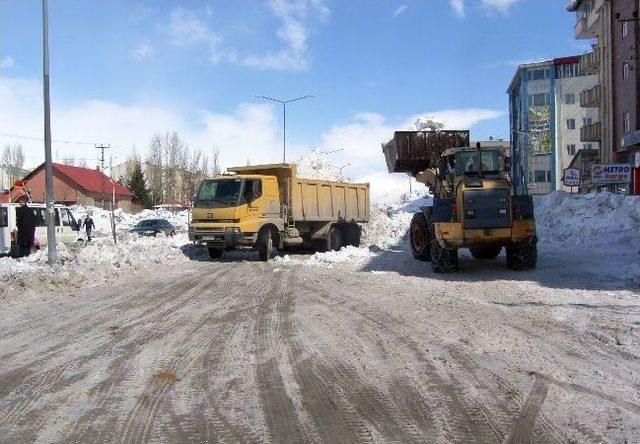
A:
[
  {"xmin": 78, "ymin": 159, "xmax": 89, "ymax": 168},
  {"xmin": 62, "ymin": 156, "xmax": 76, "ymax": 166},
  {"xmin": 163, "ymin": 132, "xmax": 184, "ymax": 204},
  {"xmin": 146, "ymin": 134, "xmax": 164, "ymax": 205},
  {"xmin": 2, "ymin": 143, "xmax": 25, "ymax": 185},
  {"xmin": 211, "ymin": 148, "xmax": 221, "ymax": 176}
]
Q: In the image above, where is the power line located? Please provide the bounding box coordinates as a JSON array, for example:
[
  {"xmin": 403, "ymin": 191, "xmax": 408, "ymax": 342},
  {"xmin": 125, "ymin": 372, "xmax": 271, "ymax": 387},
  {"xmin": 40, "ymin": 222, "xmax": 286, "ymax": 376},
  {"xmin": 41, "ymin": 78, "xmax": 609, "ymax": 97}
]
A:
[{"xmin": 0, "ymin": 130, "xmax": 98, "ymax": 146}]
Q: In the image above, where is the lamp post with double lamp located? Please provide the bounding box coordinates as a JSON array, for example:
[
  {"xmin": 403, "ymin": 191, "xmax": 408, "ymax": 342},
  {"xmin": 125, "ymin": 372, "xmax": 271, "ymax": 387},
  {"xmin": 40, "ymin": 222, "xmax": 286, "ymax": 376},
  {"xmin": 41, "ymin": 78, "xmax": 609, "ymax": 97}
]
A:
[{"xmin": 255, "ymin": 95, "xmax": 313, "ymax": 163}]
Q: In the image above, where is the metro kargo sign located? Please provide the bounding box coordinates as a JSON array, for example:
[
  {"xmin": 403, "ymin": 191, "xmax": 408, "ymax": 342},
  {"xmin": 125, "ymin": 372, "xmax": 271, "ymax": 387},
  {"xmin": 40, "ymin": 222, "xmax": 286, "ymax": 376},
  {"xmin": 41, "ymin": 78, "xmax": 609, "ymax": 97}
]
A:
[
  {"xmin": 592, "ymin": 164, "xmax": 632, "ymax": 185},
  {"xmin": 563, "ymin": 168, "xmax": 580, "ymax": 187}
]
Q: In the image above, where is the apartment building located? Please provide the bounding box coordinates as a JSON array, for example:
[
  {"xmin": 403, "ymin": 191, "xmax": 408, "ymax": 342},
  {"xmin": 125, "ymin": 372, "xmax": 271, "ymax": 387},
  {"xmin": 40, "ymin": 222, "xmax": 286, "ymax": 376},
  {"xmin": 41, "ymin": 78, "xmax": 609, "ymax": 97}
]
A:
[
  {"xmin": 567, "ymin": 0, "xmax": 639, "ymax": 194},
  {"xmin": 508, "ymin": 57, "xmax": 599, "ymax": 195}
]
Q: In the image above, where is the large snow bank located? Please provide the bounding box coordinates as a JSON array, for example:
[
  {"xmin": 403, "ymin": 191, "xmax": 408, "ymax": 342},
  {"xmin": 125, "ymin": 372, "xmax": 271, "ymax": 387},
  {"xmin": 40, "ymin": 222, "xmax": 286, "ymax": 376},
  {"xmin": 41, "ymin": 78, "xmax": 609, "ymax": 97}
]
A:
[
  {"xmin": 296, "ymin": 148, "xmax": 347, "ymax": 181},
  {"xmin": 0, "ymin": 234, "xmax": 194, "ymax": 297},
  {"xmin": 72, "ymin": 206, "xmax": 189, "ymax": 236},
  {"xmin": 535, "ymin": 191, "xmax": 640, "ymax": 244}
]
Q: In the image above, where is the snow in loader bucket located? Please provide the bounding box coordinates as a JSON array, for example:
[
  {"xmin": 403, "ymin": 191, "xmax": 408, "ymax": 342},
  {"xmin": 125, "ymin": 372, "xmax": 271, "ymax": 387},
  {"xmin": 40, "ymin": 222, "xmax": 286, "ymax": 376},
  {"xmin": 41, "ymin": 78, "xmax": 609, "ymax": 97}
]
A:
[{"xmin": 382, "ymin": 130, "xmax": 470, "ymax": 174}]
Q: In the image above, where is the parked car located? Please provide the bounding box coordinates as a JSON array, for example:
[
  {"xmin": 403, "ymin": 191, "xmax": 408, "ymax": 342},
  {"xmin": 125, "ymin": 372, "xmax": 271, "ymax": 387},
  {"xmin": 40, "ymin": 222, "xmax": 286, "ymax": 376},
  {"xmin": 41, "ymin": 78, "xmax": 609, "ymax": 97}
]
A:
[
  {"xmin": 0, "ymin": 203, "xmax": 83, "ymax": 257},
  {"xmin": 129, "ymin": 219, "xmax": 176, "ymax": 237}
]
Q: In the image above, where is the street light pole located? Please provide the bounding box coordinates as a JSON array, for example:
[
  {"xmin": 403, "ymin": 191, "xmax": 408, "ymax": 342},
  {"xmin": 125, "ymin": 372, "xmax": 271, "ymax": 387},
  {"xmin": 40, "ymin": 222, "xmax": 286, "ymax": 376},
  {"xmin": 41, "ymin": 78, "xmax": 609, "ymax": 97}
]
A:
[
  {"xmin": 42, "ymin": 0, "xmax": 56, "ymax": 264},
  {"xmin": 256, "ymin": 95, "xmax": 313, "ymax": 163}
]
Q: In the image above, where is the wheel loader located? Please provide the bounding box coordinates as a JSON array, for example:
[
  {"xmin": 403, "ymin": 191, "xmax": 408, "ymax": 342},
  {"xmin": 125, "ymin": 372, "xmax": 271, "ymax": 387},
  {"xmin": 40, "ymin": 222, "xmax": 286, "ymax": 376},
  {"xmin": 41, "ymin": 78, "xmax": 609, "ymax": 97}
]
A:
[{"xmin": 382, "ymin": 130, "xmax": 537, "ymax": 273}]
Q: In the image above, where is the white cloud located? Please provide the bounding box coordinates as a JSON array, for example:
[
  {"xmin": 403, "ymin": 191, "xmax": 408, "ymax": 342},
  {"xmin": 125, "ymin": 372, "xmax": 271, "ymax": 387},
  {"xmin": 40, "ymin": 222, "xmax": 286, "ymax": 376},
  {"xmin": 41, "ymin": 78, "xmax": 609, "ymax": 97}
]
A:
[
  {"xmin": 242, "ymin": 0, "xmax": 329, "ymax": 71},
  {"xmin": 481, "ymin": 0, "xmax": 520, "ymax": 14},
  {"xmin": 0, "ymin": 77, "xmax": 283, "ymax": 170},
  {"xmin": 393, "ymin": 5, "xmax": 408, "ymax": 17},
  {"xmin": 129, "ymin": 43, "xmax": 154, "ymax": 62},
  {"xmin": 0, "ymin": 76, "xmax": 504, "ymax": 199},
  {"xmin": 451, "ymin": 0, "xmax": 521, "ymax": 18},
  {"xmin": 0, "ymin": 56, "xmax": 14, "ymax": 69},
  {"xmin": 450, "ymin": 0, "xmax": 465, "ymax": 18},
  {"xmin": 163, "ymin": 7, "xmax": 223, "ymax": 63}
]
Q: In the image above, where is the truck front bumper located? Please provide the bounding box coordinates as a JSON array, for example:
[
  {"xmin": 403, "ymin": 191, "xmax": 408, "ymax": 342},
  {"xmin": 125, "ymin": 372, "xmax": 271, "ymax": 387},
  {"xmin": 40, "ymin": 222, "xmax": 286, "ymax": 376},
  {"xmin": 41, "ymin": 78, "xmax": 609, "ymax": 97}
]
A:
[
  {"xmin": 189, "ymin": 227, "xmax": 256, "ymax": 249},
  {"xmin": 435, "ymin": 219, "xmax": 536, "ymax": 249}
]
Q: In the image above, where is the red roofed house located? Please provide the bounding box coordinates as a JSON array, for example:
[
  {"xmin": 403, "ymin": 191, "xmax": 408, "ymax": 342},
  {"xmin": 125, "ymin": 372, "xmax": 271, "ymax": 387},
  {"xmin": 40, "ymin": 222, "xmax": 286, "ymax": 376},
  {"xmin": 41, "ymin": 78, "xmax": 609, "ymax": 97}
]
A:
[{"xmin": 23, "ymin": 163, "xmax": 137, "ymax": 211}]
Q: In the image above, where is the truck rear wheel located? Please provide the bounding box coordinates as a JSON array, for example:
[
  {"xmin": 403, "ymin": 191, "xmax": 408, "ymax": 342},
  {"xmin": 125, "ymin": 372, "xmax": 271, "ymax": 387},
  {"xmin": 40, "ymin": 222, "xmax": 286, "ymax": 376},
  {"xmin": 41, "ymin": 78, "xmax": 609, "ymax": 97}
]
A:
[
  {"xmin": 258, "ymin": 228, "xmax": 275, "ymax": 262},
  {"xmin": 469, "ymin": 246, "xmax": 502, "ymax": 260},
  {"xmin": 208, "ymin": 247, "xmax": 223, "ymax": 260},
  {"xmin": 506, "ymin": 238, "xmax": 537, "ymax": 270},
  {"xmin": 342, "ymin": 224, "xmax": 361, "ymax": 247},
  {"xmin": 327, "ymin": 226, "xmax": 343, "ymax": 251},
  {"xmin": 410, "ymin": 213, "xmax": 431, "ymax": 261},
  {"xmin": 430, "ymin": 240, "xmax": 458, "ymax": 273}
]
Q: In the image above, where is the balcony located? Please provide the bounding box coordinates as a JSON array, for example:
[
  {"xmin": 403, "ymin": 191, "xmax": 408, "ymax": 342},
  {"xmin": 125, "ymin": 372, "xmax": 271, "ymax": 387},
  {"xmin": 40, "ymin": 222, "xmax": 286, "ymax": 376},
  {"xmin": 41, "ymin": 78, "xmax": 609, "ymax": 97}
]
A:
[
  {"xmin": 580, "ymin": 84, "xmax": 601, "ymax": 108},
  {"xmin": 581, "ymin": 121, "xmax": 602, "ymax": 142},
  {"xmin": 579, "ymin": 47, "xmax": 601, "ymax": 75}
]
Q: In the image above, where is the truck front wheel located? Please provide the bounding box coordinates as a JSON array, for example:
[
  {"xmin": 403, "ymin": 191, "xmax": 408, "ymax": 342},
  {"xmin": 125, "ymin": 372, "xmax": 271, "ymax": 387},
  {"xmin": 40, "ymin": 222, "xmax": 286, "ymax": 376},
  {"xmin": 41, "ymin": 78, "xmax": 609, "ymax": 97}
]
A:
[
  {"xmin": 410, "ymin": 213, "xmax": 431, "ymax": 261},
  {"xmin": 506, "ymin": 238, "xmax": 537, "ymax": 270},
  {"xmin": 430, "ymin": 240, "xmax": 459, "ymax": 273},
  {"xmin": 257, "ymin": 228, "xmax": 275, "ymax": 261},
  {"xmin": 208, "ymin": 247, "xmax": 223, "ymax": 260}
]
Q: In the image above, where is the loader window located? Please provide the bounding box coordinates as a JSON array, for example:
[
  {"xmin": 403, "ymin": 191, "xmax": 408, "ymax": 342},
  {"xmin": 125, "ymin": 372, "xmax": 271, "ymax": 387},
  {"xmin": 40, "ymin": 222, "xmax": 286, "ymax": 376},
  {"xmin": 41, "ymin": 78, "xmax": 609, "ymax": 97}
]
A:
[
  {"xmin": 195, "ymin": 179, "xmax": 243, "ymax": 206},
  {"xmin": 456, "ymin": 151, "xmax": 501, "ymax": 176}
]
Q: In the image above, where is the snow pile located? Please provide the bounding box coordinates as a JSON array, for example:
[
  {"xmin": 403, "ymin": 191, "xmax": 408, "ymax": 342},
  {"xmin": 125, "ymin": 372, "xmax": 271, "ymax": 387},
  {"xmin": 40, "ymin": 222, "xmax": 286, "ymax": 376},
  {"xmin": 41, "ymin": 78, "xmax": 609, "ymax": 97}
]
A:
[
  {"xmin": 296, "ymin": 149, "xmax": 347, "ymax": 181},
  {"xmin": 0, "ymin": 234, "xmax": 192, "ymax": 296},
  {"xmin": 71, "ymin": 206, "xmax": 189, "ymax": 236},
  {"xmin": 306, "ymin": 245, "xmax": 378, "ymax": 268},
  {"xmin": 535, "ymin": 191, "xmax": 640, "ymax": 244}
]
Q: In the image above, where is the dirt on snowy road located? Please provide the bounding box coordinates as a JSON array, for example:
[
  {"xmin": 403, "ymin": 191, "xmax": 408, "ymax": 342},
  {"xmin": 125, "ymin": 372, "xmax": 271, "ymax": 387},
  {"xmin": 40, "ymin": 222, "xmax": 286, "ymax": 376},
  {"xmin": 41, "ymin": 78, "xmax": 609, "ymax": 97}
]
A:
[{"xmin": 0, "ymin": 252, "xmax": 639, "ymax": 443}]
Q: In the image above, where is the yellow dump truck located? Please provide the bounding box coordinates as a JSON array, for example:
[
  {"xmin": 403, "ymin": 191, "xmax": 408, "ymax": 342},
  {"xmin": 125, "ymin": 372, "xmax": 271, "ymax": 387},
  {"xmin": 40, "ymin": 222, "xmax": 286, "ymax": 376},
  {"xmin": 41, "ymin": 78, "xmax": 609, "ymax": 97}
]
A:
[{"xmin": 189, "ymin": 163, "xmax": 370, "ymax": 261}]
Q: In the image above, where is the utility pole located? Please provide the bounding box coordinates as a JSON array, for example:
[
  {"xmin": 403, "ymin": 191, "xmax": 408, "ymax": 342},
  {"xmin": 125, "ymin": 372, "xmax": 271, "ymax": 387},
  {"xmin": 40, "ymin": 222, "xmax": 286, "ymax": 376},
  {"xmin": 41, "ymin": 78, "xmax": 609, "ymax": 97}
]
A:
[
  {"xmin": 255, "ymin": 95, "xmax": 313, "ymax": 163},
  {"xmin": 42, "ymin": 0, "xmax": 56, "ymax": 264},
  {"xmin": 96, "ymin": 144, "xmax": 109, "ymax": 208},
  {"xmin": 109, "ymin": 155, "xmax": 116, "ymax": 245}
]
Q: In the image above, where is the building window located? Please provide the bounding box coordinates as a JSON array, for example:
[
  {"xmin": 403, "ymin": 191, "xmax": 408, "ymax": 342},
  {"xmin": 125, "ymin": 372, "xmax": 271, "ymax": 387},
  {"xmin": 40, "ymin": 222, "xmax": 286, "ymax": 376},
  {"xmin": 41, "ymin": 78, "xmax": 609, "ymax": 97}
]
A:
[
  {"xmin": 566, "ymin": 144, "xmax": 576, "ymax": 156},
  {"xmin": 529, "ymin": 69, "xmax": 547, "ymax": 81},
  {"xmin": 566, "ymin": 119, "xmax": 576, "ymax": 130},
  {"xmin": 546, "ymin": 171, "xmax": 552, "ymax": 182},
  {"xmin": 624, "ymin": 112, "xmax": 631, "ymax": 132},
  {"xmin": 534, "ymin": 171, "xmax": 546, "ymax": 183},
  {"xmin": 565, "ymin": 93, "xmax": 575, "ymax": 105},
  {"xmin": 583, "ymin": 143, "xmax": 593, "ymax": 150},
  {"xmin": 623, "ymin": 62, "xmax": 630, "ymax": 79},
  {"xmin": 583, "ymin": 117, "xmax": 593, "ymax": 126},
  {"xmin": 623, "ymin": 21, "xmax": 629, "ymax": 38},
  {"xmin": 530, "ymin": 93, "xmax": 549, "ymax": 107}
]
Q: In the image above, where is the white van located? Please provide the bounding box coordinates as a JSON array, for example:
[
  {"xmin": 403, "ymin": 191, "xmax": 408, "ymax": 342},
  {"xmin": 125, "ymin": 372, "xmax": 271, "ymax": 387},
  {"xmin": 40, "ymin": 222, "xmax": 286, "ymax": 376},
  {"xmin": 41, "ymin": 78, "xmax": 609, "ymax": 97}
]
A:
[{"xmin": 0, "ymin": 203, "xmax": 84, "ymax": 256}]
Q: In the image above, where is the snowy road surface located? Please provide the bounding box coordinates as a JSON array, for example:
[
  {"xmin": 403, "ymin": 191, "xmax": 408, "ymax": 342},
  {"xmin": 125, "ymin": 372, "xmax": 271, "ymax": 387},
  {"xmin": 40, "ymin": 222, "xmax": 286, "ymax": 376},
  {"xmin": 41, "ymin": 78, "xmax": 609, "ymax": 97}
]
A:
[{"xmin": 0, "ymin": 244, "xmax": 639, "ymax": 443}]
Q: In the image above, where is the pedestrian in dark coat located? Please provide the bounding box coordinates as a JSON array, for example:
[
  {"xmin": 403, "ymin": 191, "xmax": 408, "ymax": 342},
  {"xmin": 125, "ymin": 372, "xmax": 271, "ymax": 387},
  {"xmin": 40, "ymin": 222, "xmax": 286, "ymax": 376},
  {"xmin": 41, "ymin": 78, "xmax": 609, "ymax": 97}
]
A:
[
  {"xmin": 83, "ymin": 215, "xmax": 95, "ymax": 242},
  {"xmin": 15, "ymin": 201, "xmax": 36, "ymax": 257}
]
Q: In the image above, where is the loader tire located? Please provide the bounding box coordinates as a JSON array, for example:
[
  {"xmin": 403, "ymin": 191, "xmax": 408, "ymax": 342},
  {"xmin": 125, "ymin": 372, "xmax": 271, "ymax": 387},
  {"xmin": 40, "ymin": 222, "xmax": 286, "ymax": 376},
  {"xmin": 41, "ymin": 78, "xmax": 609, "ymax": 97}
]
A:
[
  {"xmin": 506, "ymin": 238, "xmax": 537, "ymax": 271},
  {"xmin": 470, "ymin": 245, "xmax": 502, "ymax": 260},
  {"xmin": 342, "ymin": 224, "xmax": 362, "ymax": 247},
  {"xmin": 409, "ymin": 213, "xmax": 431, "ymax": 261},
  {"xmin": 258, "ymin": 228, "xmax": 275, "ymax": 262},
  {"xmin": 430, "ymin": 239, "xmax": 458, "ymax": 273},
  {"xmin": 208, "ymin": 247, "xmax": 223, "ymax": 260}
]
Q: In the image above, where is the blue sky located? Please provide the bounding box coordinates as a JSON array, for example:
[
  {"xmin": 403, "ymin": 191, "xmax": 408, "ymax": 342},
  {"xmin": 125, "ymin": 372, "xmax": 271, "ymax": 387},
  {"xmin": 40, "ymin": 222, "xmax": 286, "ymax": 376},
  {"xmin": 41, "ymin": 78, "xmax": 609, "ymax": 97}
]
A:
[{"xmin": 0, "ymin": 0, "xmax": 587, "ymax": 195}]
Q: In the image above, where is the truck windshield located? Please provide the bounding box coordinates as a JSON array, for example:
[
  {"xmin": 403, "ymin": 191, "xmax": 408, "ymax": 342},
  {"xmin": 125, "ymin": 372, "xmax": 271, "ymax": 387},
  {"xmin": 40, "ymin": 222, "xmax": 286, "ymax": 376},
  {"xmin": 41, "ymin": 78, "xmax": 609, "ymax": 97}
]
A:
[
  {"xmin": 455, "ymin": 151, "xmax": 501, "ymax": 176},
  {"xmin": 195, "ymin": 179, "xmax": 243, "ymax": 206}
]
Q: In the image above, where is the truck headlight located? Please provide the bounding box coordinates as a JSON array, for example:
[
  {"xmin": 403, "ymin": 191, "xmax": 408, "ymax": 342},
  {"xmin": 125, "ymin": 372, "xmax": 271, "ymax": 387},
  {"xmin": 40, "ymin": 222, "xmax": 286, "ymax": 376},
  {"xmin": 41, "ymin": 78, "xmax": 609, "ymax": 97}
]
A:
[
  {"xmin": 466, "ymin": 209, "xmax": 475, "ymax": 219},
  {"xmin": 225, "ymin": 227, "xmax": 241, "ymax": 233},
  {"xmin": 499, "ymin": 208, "xmax": 507, "ymax": 215}
]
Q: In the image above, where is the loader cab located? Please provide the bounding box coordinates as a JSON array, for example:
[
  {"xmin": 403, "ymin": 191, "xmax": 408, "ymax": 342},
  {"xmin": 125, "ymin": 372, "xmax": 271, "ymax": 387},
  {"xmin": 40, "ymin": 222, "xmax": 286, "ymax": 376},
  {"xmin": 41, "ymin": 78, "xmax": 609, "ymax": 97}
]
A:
[{"xmin": 444, "ymin": 148, "xmax": 505, "ymax": 179}]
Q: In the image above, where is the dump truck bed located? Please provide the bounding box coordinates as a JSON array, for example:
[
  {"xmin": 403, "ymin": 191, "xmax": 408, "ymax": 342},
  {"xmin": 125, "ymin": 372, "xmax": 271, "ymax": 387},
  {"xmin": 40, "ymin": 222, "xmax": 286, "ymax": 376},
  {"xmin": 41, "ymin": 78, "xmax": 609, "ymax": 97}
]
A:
[{"xmin": 227, "ymin": 164, "xmax": 370, "ymax": 223}]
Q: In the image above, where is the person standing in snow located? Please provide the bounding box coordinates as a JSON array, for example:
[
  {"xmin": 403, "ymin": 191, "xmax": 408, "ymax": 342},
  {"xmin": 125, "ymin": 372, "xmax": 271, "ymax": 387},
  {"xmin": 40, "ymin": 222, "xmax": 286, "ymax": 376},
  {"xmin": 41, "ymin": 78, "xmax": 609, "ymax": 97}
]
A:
[
  {"xmin": 82, "ymin": 214, "xmax": 95, "ymax": 242},
  {"xmin": 15, "ymin": 199, "xmax": 36, "ymax": 257}
]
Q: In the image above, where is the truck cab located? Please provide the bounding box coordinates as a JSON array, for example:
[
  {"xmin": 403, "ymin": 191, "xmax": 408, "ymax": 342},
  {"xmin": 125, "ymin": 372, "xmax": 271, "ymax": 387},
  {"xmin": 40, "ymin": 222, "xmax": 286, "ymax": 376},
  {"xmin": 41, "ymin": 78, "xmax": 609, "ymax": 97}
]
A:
[{"xmin": 189, "ymin": 174, "xmax": 283, "ymax": 256}]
